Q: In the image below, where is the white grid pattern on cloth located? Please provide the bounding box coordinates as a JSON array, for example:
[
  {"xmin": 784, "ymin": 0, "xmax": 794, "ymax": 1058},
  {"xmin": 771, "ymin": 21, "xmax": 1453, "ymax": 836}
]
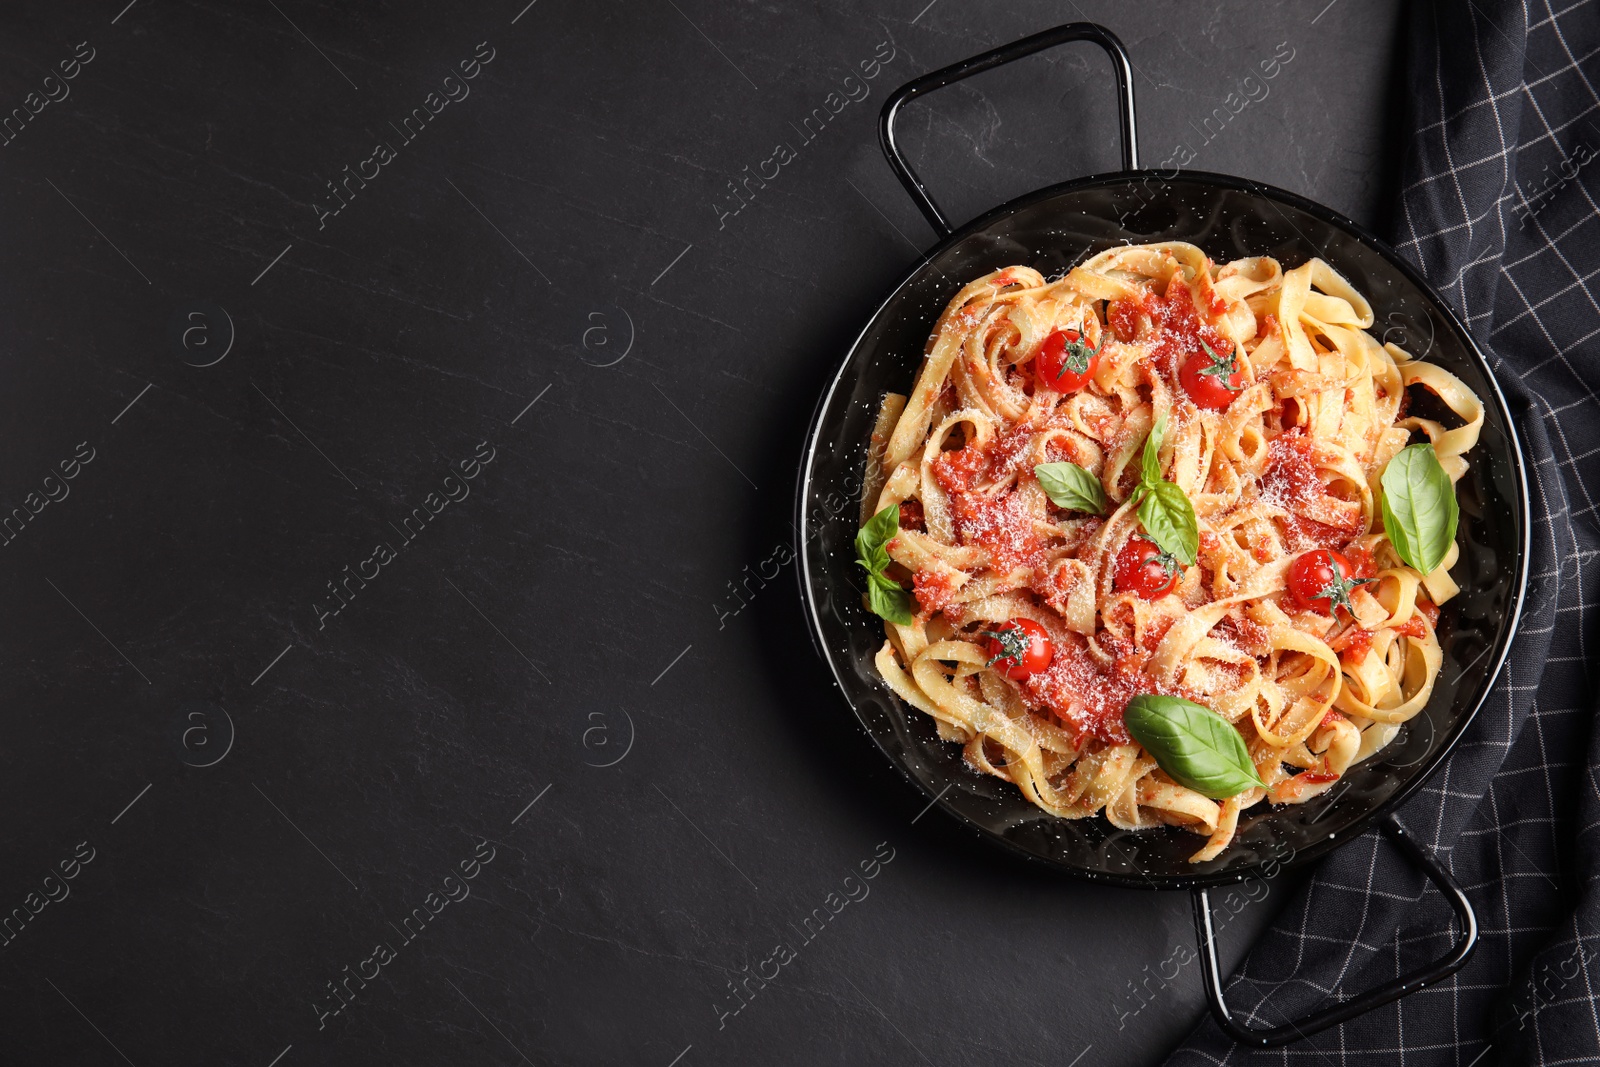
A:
[{"xmin": 1165, "ymin": 1, "xmax": 1600, "ymax": 1063}]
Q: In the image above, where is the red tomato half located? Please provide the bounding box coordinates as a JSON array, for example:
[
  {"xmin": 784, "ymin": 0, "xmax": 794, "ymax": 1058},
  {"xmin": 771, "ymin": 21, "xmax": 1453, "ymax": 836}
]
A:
[
  {"xmin": 982, "ymin": 618, "xmax": 1053, "ymax": 680},
  {"xmin": 1035, "ymin": 327, "xmax": 1103, "ymax": 393},
  {"xmin": 1288, "ymin": 549, "xmax": 1370, "ymax": 617},
  {"xmin": 1179, "ymin": 341, "xmax": 1246, "ymax": 410},
  {"xmin": 1114, "ymin": 535, "xmax": 1180, "ymax": 599}
]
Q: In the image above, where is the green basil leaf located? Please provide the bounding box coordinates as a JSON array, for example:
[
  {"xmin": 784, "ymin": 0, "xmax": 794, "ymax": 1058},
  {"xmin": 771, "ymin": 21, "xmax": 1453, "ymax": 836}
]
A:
[
  {"xmin": 1142, "ymin": 414, "xmax": 1167, "ymax": 486},
  {"xmin": 1380, "ymin": 443, "xmax": 1458, "ymax": 575},
  {"xmin": 1136, "ymin": 479, "xmax": 1198, "ymax": 566},
  {"xmin": 856, "ymin": 503, "xmax": 899, "ymax": 566},
  {"xmin": 866, "ymin": 578, "xmax": 915, "ymax": 625},
  {"xmin": 1034, "ymin": 462, "xmax": 1108, "ymax": 516},
  {"xmin": 866, "ymin": 571, "xmax": 902, "ymax": 593},
  {"xmin": 1124, "ymin": 694, "xmax": 1266, "ymax": 799},
  {"xmin": 856, "ymin": 504, "xmax": 917, "ymax": 624},
  {"xmin": 858, "ymin": 542, "xmax": 889, "ymax": 576}
]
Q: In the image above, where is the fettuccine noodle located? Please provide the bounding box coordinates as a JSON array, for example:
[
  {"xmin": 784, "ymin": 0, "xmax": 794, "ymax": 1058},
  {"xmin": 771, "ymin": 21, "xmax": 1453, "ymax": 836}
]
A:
[{"xmin": 861, "ymin": 243, "xmax": 1480, "ymax": 861}]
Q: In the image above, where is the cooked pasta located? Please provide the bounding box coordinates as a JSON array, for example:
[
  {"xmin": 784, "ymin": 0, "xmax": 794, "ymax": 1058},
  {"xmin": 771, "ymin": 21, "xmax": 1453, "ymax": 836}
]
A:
[{"xmin": 858, "ymin": 242, "xmax": 1481, "ymax": 861}]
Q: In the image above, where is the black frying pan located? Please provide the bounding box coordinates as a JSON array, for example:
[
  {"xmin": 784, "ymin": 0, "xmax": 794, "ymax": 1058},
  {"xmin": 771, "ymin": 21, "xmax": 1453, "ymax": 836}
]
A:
[{"xmin": 793, "ymin": 23, "xmax": 1530, "ymax": 1046}]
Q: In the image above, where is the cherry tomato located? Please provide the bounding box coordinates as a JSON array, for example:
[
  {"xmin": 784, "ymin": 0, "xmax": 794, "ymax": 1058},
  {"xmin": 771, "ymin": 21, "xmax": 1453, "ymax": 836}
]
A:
[
  {"xmin": 1114, "ymin": 535, "xmax": 1180, "ymax": 599},
  {"xmin": 1179, "ymin": 340, "xmax": 1246, "ymax": 410},
  {"xmin": 1288, "ymin": 549, "xmax": 1372, "ymax": 616},
  {"xmin": 1035, "ymin": 326, "xmax": 1104, "ymax": 393},
  {"xmin": 982, "ymin": 618, "xmax": 1053, "ymax": 680}
]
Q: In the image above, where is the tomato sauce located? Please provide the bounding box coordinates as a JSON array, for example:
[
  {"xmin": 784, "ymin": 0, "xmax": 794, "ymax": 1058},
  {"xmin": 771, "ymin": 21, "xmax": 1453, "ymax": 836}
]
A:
[
  {"xmin": 1029, "ymin": 552, "xmax": 1097, "ymax": 616},
  {"xmin": 1261, "ymin": 430, "xmax": 1362, "ymax": 552},
  {"xmin": 1396, "ymin": 613, "xmax": 1430, "ymax": 639},
  {"xmin": 932, "ymin": 444, "xmax": 986, "ymax": 492},
  {"xmin": 1024, "ymin": 637, "xmax": 1137, "ymax": 744},
  {"xmin": 1023, "ymin": 633, "xmax": 1208, "ymax": 745},
  {"xmin": 913, "ymin": 568, "xmax": 958, "ymax": 617},
  {"xmin": 1216, "ymin": 615, "xmax": 1271, "ymax": 656},
  {"xmin": 1281, "ymin": 515, "xmax": 1361, "ymax": 553},
  {"xmin": 984, "ymin": 427, "xmax": 1038, "ymax": 478},
  {"xmin": 953, "ymin": 491, "xmax": 1043, "ymax": 573},
  {"xmin": 1395, "ymin": 596, "xmax": 1440, "ymax": 638},
  {"xmin": 1140, "ymin": 613, "xmax": 1179, "ymax": 652},
  {"xmin": 1261, "ymin": 431, "xmax": 1320, "ymax": 509},
  {"xmin": 1334, "ymin": 627, "xmax": 1373, "ymax": 661},
  {"xmin": 1204, "ymin": 272, "xmax": 1229, "ymax": 317},
  {"xmin": 1146, "ymin": 279, "xmax": 1234, "ymax": 381},
  {"xmin": 1106, "ymin": 297, "xmax": 1144, "ymax": 342},
  {"xmin": 1042, "ymin": 437, "xmax": 1078, "ymax": 464},
  {"xmin": 932, "ymin": 443, "xmax": 1046, "ymax": 573},
  {"xmin": 1344, "ymin": 543, "xmax": 1377, "ymax": 579}
]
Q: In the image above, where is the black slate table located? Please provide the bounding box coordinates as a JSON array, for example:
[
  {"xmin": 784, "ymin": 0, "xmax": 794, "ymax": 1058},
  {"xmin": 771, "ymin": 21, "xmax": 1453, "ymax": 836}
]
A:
[{"xmin": 0, "ymin": 2, "xmax": 1405, "ymax": 1064}]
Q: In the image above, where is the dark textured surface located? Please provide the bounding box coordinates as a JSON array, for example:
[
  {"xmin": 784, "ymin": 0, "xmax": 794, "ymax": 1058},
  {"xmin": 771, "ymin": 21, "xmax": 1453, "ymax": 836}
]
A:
[{"xmin": 0, "ymin": 2, "xmax": 1404, "ymax": 1064}]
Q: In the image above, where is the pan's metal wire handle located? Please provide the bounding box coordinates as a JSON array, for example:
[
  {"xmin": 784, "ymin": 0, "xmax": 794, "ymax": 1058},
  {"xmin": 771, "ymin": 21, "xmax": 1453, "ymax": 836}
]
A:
[
  {"xmin": 878, "ymin": 22, "xmax": 1139, "ymax": 238},
  {"xmin": 1192, "ymin": 814, "xmax": 1479, "ymax": 1047}
]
